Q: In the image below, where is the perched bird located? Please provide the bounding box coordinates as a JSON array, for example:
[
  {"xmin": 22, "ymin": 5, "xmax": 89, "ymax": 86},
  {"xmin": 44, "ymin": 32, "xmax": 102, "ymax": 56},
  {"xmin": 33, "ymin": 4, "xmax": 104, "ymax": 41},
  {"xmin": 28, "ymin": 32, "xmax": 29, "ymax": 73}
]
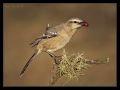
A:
[{"xmin": 20, "ymin": 18, "xmax": 88, "ymax": 77}]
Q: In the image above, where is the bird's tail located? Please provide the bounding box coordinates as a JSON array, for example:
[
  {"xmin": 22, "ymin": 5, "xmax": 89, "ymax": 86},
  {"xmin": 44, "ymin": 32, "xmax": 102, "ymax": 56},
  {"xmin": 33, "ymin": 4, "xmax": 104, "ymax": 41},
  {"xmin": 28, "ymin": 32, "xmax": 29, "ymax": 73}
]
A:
[{"xmin": 20, "ymin": 49, "xmax": 42, "ymax": 78}]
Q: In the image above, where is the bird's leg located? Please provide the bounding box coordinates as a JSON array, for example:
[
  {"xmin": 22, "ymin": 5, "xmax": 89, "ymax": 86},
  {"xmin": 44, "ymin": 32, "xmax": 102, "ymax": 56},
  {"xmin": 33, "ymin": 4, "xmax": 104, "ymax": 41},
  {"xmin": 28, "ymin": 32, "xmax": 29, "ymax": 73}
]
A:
[
  {"xmin": 47, "ymin": 51, "xmax": 55, "ymax": 58},
  {"xmin": 46, "ymin": 51, "xmax": 62, "ymax": 65}
]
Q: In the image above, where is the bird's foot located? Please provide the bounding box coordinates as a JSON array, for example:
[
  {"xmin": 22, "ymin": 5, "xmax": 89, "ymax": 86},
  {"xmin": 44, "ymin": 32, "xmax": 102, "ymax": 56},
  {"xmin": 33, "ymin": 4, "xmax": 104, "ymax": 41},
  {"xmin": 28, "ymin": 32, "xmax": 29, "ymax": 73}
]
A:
[{"xmin": 53, "ymin": 55, "xmax": 62, "ymax": 65}]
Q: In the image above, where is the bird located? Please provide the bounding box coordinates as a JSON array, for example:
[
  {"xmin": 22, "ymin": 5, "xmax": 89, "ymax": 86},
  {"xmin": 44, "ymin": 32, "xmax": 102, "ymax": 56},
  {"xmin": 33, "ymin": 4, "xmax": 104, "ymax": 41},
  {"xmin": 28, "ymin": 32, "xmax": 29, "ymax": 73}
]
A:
[{"xmin": 20, "ymin": 18, "xmax": 88, "ymax": 77}]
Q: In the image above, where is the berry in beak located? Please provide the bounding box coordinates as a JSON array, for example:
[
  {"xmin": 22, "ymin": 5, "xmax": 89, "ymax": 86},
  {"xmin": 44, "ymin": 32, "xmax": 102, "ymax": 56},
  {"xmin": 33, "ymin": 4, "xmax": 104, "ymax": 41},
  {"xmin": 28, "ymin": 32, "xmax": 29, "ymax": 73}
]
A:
[{"xmin": 80, "ymin": 21, "xmax": 89, "ymax": 27}]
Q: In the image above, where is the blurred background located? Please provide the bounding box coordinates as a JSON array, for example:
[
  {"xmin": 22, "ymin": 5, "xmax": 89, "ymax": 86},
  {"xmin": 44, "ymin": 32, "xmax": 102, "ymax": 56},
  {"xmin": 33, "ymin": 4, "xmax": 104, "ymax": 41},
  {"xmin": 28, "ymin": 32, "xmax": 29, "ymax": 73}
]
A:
[{"xmin": 3, "ymin": 3, "xmax": 116, "ymax": 86}]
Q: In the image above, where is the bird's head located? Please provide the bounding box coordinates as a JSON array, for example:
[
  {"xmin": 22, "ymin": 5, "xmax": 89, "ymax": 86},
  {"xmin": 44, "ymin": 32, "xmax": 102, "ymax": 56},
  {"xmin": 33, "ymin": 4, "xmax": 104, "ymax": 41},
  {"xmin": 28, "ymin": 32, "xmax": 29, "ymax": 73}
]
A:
[{"xmin": 66, "ymin": 18, "xmax": 89, "ymax": 29}]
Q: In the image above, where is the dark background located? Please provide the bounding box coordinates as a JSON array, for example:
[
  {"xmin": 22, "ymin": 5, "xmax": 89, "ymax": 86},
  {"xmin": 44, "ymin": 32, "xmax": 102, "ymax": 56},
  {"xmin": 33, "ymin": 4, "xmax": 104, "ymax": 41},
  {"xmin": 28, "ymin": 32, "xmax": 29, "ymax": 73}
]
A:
[{"xmin": 3, "ymin": 3, "xmax": 116, "ymax": 86}]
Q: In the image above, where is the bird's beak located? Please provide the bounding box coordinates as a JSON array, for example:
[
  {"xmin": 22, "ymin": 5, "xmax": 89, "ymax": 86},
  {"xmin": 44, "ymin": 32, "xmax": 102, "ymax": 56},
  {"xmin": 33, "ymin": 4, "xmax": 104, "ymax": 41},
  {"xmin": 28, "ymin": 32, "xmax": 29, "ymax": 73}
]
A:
[{"xmin": 80, "ymin": 21, "xmax": 89, "ymax": 27}]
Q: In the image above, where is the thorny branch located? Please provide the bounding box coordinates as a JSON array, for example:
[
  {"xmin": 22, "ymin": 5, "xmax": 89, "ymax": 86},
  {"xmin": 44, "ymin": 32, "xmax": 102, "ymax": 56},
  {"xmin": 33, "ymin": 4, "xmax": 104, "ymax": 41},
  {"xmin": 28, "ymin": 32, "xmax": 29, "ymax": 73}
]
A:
[{"xmin": 49, "ymin": 49, "xmax": 110, "ymax": 86}]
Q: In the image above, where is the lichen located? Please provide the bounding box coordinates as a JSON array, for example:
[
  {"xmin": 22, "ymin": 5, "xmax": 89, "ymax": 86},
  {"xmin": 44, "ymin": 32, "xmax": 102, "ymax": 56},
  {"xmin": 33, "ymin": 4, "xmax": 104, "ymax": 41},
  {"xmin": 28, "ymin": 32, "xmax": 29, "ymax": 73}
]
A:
[{"xmin": 49, "ymin": 49, "xmax": 109, "ymax": 85}]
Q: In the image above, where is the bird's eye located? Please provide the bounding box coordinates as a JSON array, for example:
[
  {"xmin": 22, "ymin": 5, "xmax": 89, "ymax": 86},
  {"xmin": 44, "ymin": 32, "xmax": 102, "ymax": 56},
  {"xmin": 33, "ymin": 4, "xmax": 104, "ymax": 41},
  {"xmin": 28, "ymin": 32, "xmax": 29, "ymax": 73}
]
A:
[
  {"xmin": 69, "ymin": 21, "xmax": 78, "ymax": 23},
  {"xmin": 74, "ymin": 21, "xmax": 77, "ymax": 23}
]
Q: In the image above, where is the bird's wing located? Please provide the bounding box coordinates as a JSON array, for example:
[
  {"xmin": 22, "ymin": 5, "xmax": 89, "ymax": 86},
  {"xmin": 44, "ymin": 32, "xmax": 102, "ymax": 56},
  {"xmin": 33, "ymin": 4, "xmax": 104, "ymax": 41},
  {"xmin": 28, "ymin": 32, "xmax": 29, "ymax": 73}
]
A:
[{"xmin": 30, "ymin": 30, "xmax": 58, "ymax": 47}]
